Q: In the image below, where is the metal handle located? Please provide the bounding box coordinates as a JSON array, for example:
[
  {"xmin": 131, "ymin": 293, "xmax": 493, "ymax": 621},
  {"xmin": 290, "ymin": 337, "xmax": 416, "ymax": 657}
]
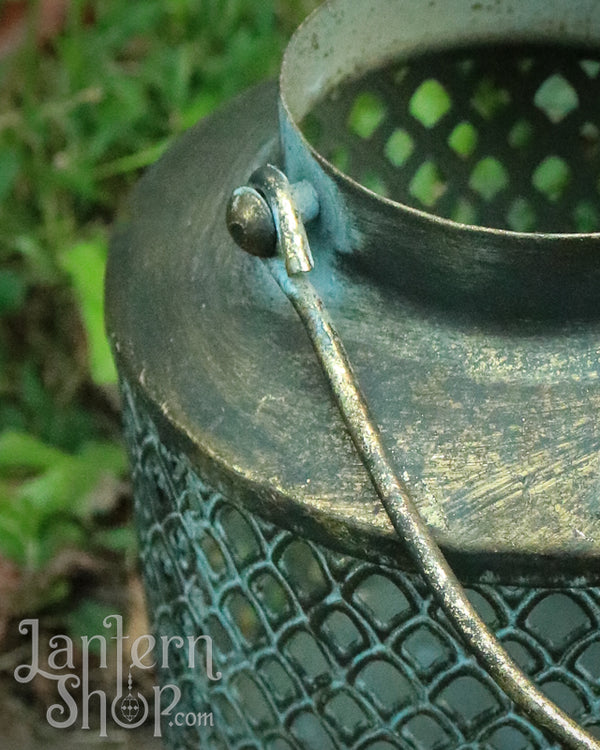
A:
[{"xmin": 227, "ymin": 164, "xmax": 600, "ymax": 750}]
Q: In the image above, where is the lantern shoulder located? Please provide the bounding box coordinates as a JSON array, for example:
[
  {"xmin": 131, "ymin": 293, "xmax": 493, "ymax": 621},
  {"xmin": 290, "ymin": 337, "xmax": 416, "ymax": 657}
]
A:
[{"xmin": 106, "ymin": 83, "xmax": 600, "ymax": 585}]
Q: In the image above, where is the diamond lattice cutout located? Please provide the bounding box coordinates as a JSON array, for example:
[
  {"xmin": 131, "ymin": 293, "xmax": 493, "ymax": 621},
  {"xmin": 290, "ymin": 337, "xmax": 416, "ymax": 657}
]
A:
[
  {"xmin": 534, "ymin": 75, "xmax": 579, "ymax": 123},
  {"xmin": 300, "ymin": 45, "xmax": 600, "ymax": 232},
  {"xmin": 123, "ymin": 366, "xmax": 600, "ymax": 749}
]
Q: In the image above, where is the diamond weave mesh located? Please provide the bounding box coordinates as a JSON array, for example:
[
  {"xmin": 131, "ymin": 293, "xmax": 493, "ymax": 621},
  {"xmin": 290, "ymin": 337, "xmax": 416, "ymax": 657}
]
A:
[
  {"xmin": 302, "ymin": 45, "xmax": 600, "ymax": 233},
  {"xmin": 122, "ymin": 381, "xmax": 600, "ymax": 749}
]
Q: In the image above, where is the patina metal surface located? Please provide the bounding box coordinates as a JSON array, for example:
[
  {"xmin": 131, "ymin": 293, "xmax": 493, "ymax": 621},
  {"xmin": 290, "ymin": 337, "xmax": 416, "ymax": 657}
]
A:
[
  {"xmin": 106, "ymin": 81, "xmax": 600, "ymax": 584},
  {"xmin": 123, "ymin": 378, "xmax": 600, "ymax": 748}
]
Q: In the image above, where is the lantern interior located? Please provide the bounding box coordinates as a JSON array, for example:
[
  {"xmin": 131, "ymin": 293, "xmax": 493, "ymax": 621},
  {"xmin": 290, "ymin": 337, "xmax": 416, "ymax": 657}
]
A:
[{"xmin": 302, "ymin": 45, "xmax": 600, "ymax": 233}]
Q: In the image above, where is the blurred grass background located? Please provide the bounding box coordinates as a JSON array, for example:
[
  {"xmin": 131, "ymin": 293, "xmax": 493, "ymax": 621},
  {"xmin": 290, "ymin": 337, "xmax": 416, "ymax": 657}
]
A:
[{"xmin": 0, "ymin": 0, "xmax": 319, "ymax": 678}]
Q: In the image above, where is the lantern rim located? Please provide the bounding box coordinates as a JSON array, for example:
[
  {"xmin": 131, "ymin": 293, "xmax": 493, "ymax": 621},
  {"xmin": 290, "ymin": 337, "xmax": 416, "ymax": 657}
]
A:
[{"xmin": 279, "ymin": 0, "xmax": 600, "ymax": 321}]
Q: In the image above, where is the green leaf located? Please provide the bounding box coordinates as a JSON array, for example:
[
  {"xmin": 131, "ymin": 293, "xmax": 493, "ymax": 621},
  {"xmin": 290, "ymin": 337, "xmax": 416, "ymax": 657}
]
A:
[
  {"xmin": 0, "ymin": 431, "xmax": 68, "ymax": 475},
  {"xmin": 0, "ymin": 432, "xmax": 126, "ymax": 567},
  {"xmin": 95, "ymin": 138, "xmax": 172, "ymax": 179},
  {"xmin": 94, "ymin": 525, "xmax": 137, "ymax": 554},
  {"xmin": 178, "ymin": 91, "xmax": 222, "ymax": 130},
  {"xmin": 59, "ymin": 237, "xmax": 117, "ymax": 385},
  {"xmin": 18, "ymin": 440, "xmax": 126, "ymax": 517}
]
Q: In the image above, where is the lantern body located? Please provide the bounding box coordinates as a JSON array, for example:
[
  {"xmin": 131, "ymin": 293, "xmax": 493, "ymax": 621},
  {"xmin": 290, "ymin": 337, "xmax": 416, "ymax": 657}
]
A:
[{"xmin": 107, "ymin": 1, "xmax": 600, "ymax": 746}]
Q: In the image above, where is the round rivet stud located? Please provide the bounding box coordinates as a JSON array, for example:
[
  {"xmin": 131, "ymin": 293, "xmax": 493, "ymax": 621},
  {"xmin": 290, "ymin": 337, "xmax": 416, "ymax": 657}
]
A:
[{"xmin": 226, "ymin": 186, "xmax": 276, "ymax": 257}]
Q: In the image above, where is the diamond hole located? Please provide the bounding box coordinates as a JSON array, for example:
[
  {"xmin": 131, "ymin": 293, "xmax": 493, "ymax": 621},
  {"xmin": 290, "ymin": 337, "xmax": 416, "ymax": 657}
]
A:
[
  {"xmin": 165, "ymin": 518, "xmax": 196, "ymax": 574},
  {"xmin": 534, "ymin": 75, "xmax": 578, "ymax": 123},
  {"xmin": 213, "ymin": 694, "xmax": 245, "ymax": 741},
  {"xmin": 541, "ymin": 680, "xmax": 586, "ymax": 717},
  {"xmin": 290, "ymin": 712, "xmax": 336, "ymax": 750},
  {"xmin": 409, "ymin": 79, "xmax": 451, "ymax": 128},
  {"xmin": 218, "ymin": 506, "xmax": 261, "ymax": 566},
  {"xmin": 323, "ymin": 691, "xmax": 372, "ymax": 742},
  {"xmin": 352, "ymin": 573, "xmax": 412, "ymax": 631},
  {"xmin": 329, "ymin": 146, "xmax": 350, "ymax": 172},
  {"xmin": 574, "ymin": 201, "xmax": 599, "ymax": 232},
  {"xmin": 575, "ymin": 640, "xmax": 600, "ymax": 683},
  {"xmin": 507, "ymin": 198, "xmax": 536, "ymax": 232},
  {"xmin": 319, "ymin": 608, "xmax": 367, "ymax": 660},
  {"xmin": 508, "ymin": 119, "xmax": 533, "ymax": 149},
  {"xmin": 401, "ymin": 712, "xmax": 456, "ymax": 750},
  {"xmin": 448, "ymin": 121, "xmax": 478, "ymax": 157},
  {"xmin": 205, "ymin": 614, "xmax": 234, "ymax": 657},
  {"xmin": 580, "ymin": 59, "xmax": 600, "ymax": 78},
  {"xmin": 258, "ymin": 655, "xmax": 299, "ymax": 708},
  {"xmin": 348, "ymin": 92, "xmax": 387, "ymax": 139},
  {"xmin": 361, "ymin": 171, "xmax": 389, "ymax": 197},
  {"xmin": 532, "ymin": 157, "xmax": 571, "ymax": 201},
  {"xmin": 486, "ymin": 723, "xmax": 536, "ymax": 750},
  {"xmin": 409, "ymin": 162, "xmax": 446, "ymax": 207},
  {"xmin": 469, "ymin": 158, "xmax": 509, "ymax": 201},
  {"xmin": 355, "ymin": 658, "xmax": 416, "ymax": 718},
  {"xmin": 250, "ymin": 570, "xmax": 293, "ymax": 627},
  {"xmin": 385, "ymin": 129, "xmax": 414, "ymax": 166},
  {"xmin": 283, "ymin": 630, "xmax": 331, "ymax": 688},
  {"xmin": 502, "ymin": 637, "xmax": 542, "ymax": 675},
  {"xmin": 278, "ymin": 539, "xmax": 330, "ymax": 606},
  {"xmin": 471, "ymin": 78, "xmax": 510, "ymax": 119},
  {"xmin": 200, "ymin": 533, "xmax": 228, "ymax": 577},
  {"xmin": 452, "ymin": 198, "xmax": 477, "ymax": 225},
  {"xmin": 434, "ymin": 672, "xmax": 503, "ymax": 732},
  {"xmin": 399, "ymin": 623, "xmax": 454, "ymax": 675},
  {"xmin": 225, "ymin": 589, "xmax": 265, "ymax": 644},
  {"xmin": 231, "ymin": 672, "xmax": 277, "ymax": 729},
  {"xmin": 525, "ymin": 592, "xmax": 592, "ymax": 652}
]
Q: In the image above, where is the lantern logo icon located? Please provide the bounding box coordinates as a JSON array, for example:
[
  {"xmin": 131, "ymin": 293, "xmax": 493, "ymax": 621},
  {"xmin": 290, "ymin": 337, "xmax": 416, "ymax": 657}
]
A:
[{"xmin": 119, "ymin": 670, "xmax": 140, "ymax": 723}]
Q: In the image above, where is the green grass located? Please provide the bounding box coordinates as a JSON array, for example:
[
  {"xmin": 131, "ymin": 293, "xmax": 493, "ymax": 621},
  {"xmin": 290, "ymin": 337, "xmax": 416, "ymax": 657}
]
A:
[{"xmin": 0, "ymin": 0, "xmax": 318, "ymax": 620}]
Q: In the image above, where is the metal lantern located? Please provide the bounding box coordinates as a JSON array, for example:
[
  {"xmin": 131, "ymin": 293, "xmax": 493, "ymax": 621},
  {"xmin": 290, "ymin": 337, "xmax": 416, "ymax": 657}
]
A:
[{"xmin": 106, "ymin": 1, "xmax": 600, "ymax": 747}]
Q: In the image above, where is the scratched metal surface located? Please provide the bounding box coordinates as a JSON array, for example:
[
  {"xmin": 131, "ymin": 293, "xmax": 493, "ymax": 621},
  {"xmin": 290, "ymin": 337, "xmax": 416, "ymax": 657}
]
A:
[{"xmin": 106, "ymin": 80, "xmax": 600, "ymax": 583}]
